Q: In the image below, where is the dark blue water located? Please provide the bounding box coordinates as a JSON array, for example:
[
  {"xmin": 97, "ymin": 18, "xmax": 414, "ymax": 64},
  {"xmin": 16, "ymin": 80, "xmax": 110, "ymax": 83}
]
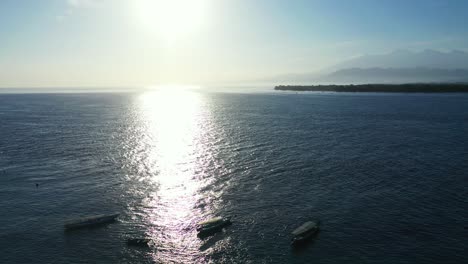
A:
[{"xmin": 0, "ymin": 91, "xmax": 467, "ymax": 263}]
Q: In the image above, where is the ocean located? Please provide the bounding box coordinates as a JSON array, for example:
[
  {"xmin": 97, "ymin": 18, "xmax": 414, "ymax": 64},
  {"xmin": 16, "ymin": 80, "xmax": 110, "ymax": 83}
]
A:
[{"xmin": 0, "ymin": 90, "xmax": 466, "ymax": 263}]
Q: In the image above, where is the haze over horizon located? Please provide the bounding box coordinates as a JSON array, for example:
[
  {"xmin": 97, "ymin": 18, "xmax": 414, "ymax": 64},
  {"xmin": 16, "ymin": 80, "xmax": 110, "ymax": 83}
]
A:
[
  {"xmin": 1, "ymin": 0, "xmax": 468, "ymax": 88},
  {"xmin": 1, "ymin": 2, "xmax": 468, "ymax": 263}
]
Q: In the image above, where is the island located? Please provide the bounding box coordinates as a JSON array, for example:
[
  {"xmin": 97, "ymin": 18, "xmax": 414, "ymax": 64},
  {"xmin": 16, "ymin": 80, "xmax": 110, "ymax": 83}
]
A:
[{"xmin": 274, "ymin": 83, "xmax": 468, "ymax": 93}]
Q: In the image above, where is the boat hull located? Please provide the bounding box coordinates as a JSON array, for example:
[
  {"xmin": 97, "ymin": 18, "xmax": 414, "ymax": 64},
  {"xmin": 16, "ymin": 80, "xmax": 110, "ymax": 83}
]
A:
[
  {"xmin": 197, "ymin": 218, "xmax": 232, "ymax": 237},
  {"xmin": 64, "ymin": 213, "xmax": 119, "ymax": 230},
  {"xmin": 127, "ymin": 238, "xmax": 151, "ymax": 247},
  {"xmin": 291, "ymin": 228, "xmax": 319, "ymax": 246}
]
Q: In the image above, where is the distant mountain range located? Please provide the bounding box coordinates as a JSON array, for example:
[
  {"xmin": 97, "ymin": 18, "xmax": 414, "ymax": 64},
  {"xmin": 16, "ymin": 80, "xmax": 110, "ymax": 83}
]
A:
[
  {"xmin": 332, "ymin": 49, "xmax": 468, "ymax": 70},
  {"xmin": 273, "ymin": 49, "xmax": 468, "ymax": 84},
  {"xmin": 320, "ymin": 67, "xmax": 468, "ymax": 84}
]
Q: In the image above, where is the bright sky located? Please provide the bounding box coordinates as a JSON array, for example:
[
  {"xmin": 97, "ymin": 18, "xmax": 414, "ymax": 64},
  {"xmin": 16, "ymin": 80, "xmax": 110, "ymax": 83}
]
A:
[{"xmin": 1, "ymin": 0, "xmax": 467, "ymax": 87}]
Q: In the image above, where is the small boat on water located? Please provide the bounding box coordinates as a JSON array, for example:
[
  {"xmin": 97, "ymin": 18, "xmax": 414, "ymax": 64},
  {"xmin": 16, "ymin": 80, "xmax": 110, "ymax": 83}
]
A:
[
  {"xmin": 291, "ymin": 220, "xmax": 320, "ymax": 246},
  {"xmin": 197, "ymin": 216, "xmax": 232, "ymax": 237},
  {"xmin": 64, "ymin": 213, "xmax": 120, "ymax": 230},
  {"xmin": 127, "ymin": 238, "xmax": 152, "ymax": 248}
]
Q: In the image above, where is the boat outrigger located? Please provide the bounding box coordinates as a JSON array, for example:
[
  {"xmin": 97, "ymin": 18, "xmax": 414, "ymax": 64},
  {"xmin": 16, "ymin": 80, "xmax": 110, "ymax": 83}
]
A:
[
  {"xmin": 64, "ymin": 213, "xmax": 120, "ymax": 230},
  {"xmin": 291, "ymin": 220, "xmax": 320, "ymax": 246},
  {"xmin": 196, "ymin": 216, "xmax": 232, "ymax": 237}
]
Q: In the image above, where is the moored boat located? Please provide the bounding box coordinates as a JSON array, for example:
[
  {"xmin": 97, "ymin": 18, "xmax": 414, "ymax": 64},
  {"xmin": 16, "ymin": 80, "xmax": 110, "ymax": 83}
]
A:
[
  {"xmin": 197, "ymin": 216, "xmax": 232, "ymax": 237},
  {"xmin": 291, "ymin": 220, "xmax": 319, "ymax": 246},
  {"xmin": 64, "ymin": 213, "xmax": 120, "ymax": 230},
  {"xmin": 127, "ymin": 238, "xmax": 152, "ymax": 247}
]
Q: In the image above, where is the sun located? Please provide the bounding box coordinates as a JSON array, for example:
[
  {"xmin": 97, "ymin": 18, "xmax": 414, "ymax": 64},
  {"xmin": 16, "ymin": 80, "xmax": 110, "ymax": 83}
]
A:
[{"xmin": 134, "ymin": 0, "xmax": 209, "ymax": 40}]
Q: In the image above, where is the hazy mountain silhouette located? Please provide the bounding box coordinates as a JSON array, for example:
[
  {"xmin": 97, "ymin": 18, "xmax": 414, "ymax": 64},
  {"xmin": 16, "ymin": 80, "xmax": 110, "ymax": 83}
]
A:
[
  {"xmin": 332, "ymin": 49, "xmax": 468, "ymax": 70},
  {"xmin": 271, "ymin": 49, "xmax": 468, "ymax": 84},
  {"xmin": 319, "ymin": 67, "xmax": 468, "ymax": 84}
]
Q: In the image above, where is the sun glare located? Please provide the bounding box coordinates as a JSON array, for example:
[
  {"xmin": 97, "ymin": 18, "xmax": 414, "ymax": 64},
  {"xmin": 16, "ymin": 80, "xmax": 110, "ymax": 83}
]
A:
[
  {"xmin": 136, "ymin": 89, "xmax": 208, "ymax": 260},
  {"xmin": 134, "ymin": 0, "xmax": 209, "ymax": 40},
  {"xmin": 145, "ymin": 84, "xmax": 200, "ymax": 92}
]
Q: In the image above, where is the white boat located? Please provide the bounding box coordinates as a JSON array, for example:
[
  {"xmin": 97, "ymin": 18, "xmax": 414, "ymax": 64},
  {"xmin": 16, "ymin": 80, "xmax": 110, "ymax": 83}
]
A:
[
  {"xmin": 291, "ymin": 220, "xmax": 319, "ymax": 246},
  {"xmin": 64, "ymin": 213, "xmax": 120, "ymax": 230},
  {"xmin": 197, "ymin": 216, "xmax": 232, "ymax": 237}
]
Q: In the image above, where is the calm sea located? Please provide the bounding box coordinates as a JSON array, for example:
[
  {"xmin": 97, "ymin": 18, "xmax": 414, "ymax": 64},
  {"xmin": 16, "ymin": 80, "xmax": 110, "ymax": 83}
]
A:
[{"xmin": 0, "ymin": 90, "xmax": 466, "ymax": 263}]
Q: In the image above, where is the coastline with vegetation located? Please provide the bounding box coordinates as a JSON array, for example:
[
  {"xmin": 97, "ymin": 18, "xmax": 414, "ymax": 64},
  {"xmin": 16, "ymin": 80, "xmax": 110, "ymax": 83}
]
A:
[{"xmin": 274, "ymin": 83, "xmax": 468, "ymax": 93}]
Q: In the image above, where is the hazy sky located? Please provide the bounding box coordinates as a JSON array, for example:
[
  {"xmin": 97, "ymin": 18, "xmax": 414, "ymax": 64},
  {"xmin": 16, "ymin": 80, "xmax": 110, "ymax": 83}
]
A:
[{"xmin": 1, "ymin": 0, "xmax": 468, "ymax": 87}]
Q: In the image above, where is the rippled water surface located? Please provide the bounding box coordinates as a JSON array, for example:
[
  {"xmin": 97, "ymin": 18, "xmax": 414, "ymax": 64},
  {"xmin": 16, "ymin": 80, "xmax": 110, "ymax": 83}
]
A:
[{"xmin": 0, "ymin": 91, "xmax": 467, "ymax": 263}]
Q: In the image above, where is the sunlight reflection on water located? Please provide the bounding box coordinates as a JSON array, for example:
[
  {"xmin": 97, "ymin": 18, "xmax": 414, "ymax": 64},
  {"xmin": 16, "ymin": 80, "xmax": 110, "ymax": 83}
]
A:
[{"xmin": 136, "ymin": 90, "xmax": 211, "ymax": 262}]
